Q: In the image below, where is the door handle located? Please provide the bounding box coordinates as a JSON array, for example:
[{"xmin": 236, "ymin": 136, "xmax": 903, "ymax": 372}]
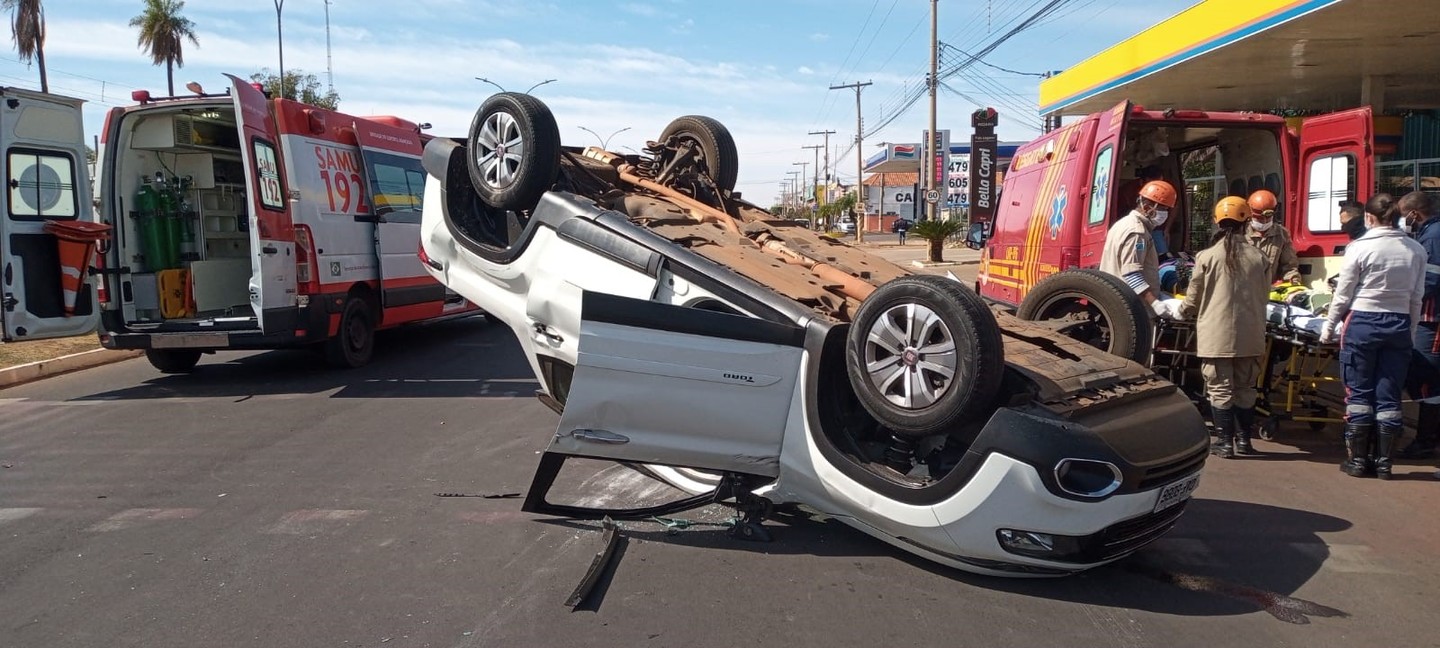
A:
[
  {"xmin": 532, "ymin": 322, "xmax": 563, "ymax": 345},
  {"xmin": 565, "ymin": 429, "xmax": 629, "ymax": 444},
  {"xmin": 261, "ymin": 245, "xmax": 278, "ymax": 255}
]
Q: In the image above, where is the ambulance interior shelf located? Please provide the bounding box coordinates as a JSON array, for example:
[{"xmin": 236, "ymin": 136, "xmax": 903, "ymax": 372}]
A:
[{"xmin": 119, "ymin": 108, "xmax": 253, "ymax": 324}]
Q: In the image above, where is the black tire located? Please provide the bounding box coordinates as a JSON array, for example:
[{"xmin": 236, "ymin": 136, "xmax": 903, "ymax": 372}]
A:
[
  {"xmin": 326, "ymin": 296, "xmax": 375, "ymax": 369},
  {"xmin": 145, "ymin": 349, "xmax": 201, "ymax": 374},
  {"xmin": 845, "ymin": 275, "xmax": 1005, "ymax": 437},
  {"xmin": 659, "ymin": 115, "xmax": 739, "ymax": 192},
  {"xmin": 466, "ymin": 92, "xmax": 561, "ymax": 212},
  {"xmin": 1016, "ymin": 269, "xmax": 1153, "ymax": 364}
]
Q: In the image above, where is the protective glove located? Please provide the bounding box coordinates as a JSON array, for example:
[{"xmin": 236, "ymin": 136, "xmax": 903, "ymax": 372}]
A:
[
  {"xmin": 1319, "ymin": 320, "xmax": 1338, "ymax": 344},
  {"xmin": 1151, "ymin": 299, "xmax": 1174, "ymax": 320}
]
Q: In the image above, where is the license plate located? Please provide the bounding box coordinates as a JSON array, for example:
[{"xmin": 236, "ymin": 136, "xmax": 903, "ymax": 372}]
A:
[
  {"xmin": 1153, "ymin": 472, "xmax": 1201, "ymax": 513},
  {"xmin": 152, "ymin": 333, "xmax": 230, "ymax": 349}
]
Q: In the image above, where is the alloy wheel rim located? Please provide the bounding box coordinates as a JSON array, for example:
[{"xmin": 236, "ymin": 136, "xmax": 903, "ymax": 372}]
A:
[
  {"xmin": 863, "ymin": 302, "xmax": 957, "ymax": 409},
  {"xmin": 475, "ymin": 111, "xmax": 524, "ymax": 189}
]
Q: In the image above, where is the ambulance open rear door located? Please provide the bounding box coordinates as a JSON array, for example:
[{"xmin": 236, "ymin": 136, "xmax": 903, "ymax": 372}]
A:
[{"xmin": 226, "ymin": 74, "xmax": 297, "ymax": 335}]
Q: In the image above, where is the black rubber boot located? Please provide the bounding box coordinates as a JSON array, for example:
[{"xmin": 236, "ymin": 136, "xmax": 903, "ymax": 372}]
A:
[
  {"xmin": 1375, "ymin": 424, "xmax": 1400, "ymax": 480},
  {"xmin": 1341, "ymin": 422, "xmax": 1374, "ymax": 477},
  {"xmin": 1234, "ymin": 408, "xmax": 1256, "ymax": 455},
  {"xmin": 1211, "ymin": 408, "xmax": 1235, "ymax": 459},
  {"xmin": 1398, "ymin": 403, "xmax": 1440, "ymax": 460}
]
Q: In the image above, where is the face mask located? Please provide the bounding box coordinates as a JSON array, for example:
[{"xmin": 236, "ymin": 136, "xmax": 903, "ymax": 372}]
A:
[
  {"xmin": 1151, "ymin": 209, "xmax": 1169, "ymax": 227},
  {"xmin": 1400, "ymin": 215, "xmax": 1412, "ymax": 232},
  {"xmin": 1250, "ymin": 219, "xmax": 1273, "ymax": 232},
  {"xmin": 1342, "ymin": 216, "xmax": 1367, "ymax": 240}
]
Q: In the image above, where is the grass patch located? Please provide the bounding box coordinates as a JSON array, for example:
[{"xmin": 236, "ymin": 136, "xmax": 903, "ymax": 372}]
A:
[{"xmin": 0, "ymin": 335, "xmax": 102, "ymax": 368}]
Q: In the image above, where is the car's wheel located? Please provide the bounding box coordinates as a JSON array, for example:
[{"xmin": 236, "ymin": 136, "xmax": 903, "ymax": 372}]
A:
[
  {"xmin": 659, "ymin": 115, "xmax": 739, "ymax": 192},
  {"xmin": 145, "ymin": 349, "xmax": 201, "ymax": 374},
  {"xmin": 1016, "ymin": 269, "xmax": 1153, "ymax": 364},
  {"xmin": 326, "ymin": 296, "xmax": 376, "ymax": 369},
  {"xmin": 845, "ymin": 275, "xmax": 1004, "ymax": 437},
  {"xmin": 467, "ymin": 92, "xmax": 561, "ymax": 212}
]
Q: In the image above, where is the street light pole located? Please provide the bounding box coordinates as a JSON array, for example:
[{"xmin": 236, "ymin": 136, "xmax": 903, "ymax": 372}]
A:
[
  {"xmin": 274, "ymin": 0, "xmax": 285, "ymax": 98},
  {"xmin": 577, "ymin": 126, "xmax": 632, "ymax": 150},
  {"xmin": 802, "ymin": 145, "xmax": 822, "ymax": 223},
  {"xmin": 830, "ymin": 81, "xmax": 872, "ymax": 241}
]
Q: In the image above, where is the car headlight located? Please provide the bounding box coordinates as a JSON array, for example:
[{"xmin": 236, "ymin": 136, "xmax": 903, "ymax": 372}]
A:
[{"xmin": 1053, "ymin": 458, "xmax": 1123, "ymax": 499}]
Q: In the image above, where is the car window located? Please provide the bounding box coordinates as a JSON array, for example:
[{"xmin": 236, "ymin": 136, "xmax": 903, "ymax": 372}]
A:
[{"xmin": 8, "ymin": 148, "xmax": 78, "ymax": 221}]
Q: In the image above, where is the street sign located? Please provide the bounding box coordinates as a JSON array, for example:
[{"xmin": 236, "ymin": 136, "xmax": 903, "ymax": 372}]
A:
[{"xmin": 924, "ymin": 189, "xmax": 941, "ymax": 204}]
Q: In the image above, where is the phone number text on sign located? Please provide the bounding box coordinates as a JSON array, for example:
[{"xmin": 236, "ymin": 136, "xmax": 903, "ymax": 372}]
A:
[{"xmin": 314, "ymin": 144, "xmax": 369, "ymax": 215}]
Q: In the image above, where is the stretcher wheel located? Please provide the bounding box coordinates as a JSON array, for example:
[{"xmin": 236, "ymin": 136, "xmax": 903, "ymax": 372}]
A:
[
  {"xmin": 846, "ymin": 275, "xmax": 1004, "ymax": 437},
  {"xmin": 1259, "ymin": 418, "xmax": 1278, "ymax": 441}
]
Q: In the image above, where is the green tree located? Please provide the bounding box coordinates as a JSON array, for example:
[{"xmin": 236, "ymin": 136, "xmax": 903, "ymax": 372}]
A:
[
  {"xmin": 250, "ymin": 69, "xmax": 340, "ymax": 110},
  {"xmin": 910, "ymin": 219, "xmax": 962, "ymax": 263},
  {"xmin": 2, "ymin": 0, "xmax": 46, "ymax": 92},
  {"xmin": 129, "ymin": 0, "xmax": 199, "ymax": 96}
]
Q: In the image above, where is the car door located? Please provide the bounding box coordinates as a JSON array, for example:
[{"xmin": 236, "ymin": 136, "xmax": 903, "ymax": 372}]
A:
[
  {"xmin": 351, "ymin": 119, "xmax": 447, "ymax": 308},
  {"xmin": 546, "ymin": 291, "xmax": 805, "ymax": 476},
  {"xmin": 0, "ymin": 90, "xmax": 102, "ymax": 341},
  {"xmin": 226, "ymin": 74, "xmax": 296, "ymax": 335}
]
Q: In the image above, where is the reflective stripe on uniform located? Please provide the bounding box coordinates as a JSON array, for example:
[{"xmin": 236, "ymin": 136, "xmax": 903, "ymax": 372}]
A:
[
  {"xmin": 1377, "ymin": 410, "xmax": 1404, "ymax": 422},
  {"xmin": 1347, "ymin": 404, "xmax": 1375, "ymax": 415}
]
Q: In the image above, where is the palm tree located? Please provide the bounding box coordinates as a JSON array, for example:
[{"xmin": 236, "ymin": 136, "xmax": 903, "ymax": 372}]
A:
[
  {"xmin": 129, "ymin": 0, "xmax": 199, "ymax": 96},
  {"xmin": 2, "ymin": 0, "xmax": 47, "ymax": 92}
]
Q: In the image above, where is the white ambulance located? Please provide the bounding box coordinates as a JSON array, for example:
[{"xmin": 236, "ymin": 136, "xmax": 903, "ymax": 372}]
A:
[
  {"xmin": 91, "ymin": 75, "xmax": 473, "ymax": 372},
  {"xmin": 0, "ymin": 87, "xmax": 102, "ymax": 345}
]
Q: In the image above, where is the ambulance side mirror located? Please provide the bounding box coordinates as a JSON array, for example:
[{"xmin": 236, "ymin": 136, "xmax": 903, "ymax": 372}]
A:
[{"xmin": 965, "ymin": 222, "xmax": 990, "ymax": 250}]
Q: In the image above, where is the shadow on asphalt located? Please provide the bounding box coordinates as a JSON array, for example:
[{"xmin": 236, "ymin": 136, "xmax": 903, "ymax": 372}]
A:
[
  {"xmin": 73, "ymin": 315, "xmax": 539, "ymax": 401},
  {"xmin": 540, "ymin": 497, "xmax": 1351, "ymax": 621}
]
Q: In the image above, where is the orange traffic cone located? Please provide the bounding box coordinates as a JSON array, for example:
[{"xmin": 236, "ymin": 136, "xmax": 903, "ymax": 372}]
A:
[{"xmin": 43, "ymin": 220, "xmax": 112, "ymax": 316}]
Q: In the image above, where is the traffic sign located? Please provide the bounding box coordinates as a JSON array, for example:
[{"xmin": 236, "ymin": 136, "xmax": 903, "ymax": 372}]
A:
[{"xmin": 924, "ymin": 189, "xmax": 941, "ymax": 204}]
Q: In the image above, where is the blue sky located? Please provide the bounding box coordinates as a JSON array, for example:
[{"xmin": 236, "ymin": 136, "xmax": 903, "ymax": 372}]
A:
[{"xmin": 8, "ymin": 0, "xmax": 1194, "ymax": 206}]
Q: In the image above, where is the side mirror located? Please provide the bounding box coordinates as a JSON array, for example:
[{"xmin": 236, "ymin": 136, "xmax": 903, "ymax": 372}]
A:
[{"xmin": 965, "ymin": 222, "xmax": 990, "ymax": 250}]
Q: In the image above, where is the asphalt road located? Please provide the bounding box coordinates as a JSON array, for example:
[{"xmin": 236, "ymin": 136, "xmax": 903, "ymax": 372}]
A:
[{"xmin": 2, "ymin": 312, "xmax": 1438, "ymax": 647}]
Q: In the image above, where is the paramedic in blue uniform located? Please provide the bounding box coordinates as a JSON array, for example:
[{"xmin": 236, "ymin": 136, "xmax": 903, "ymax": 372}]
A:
[
  {"xmin": 1321, "ymin": 194, "xmax": 1427, "ymax": 479},
  {"xmin": 1400, "ymin": 191, "xmax": 1440, "ymax": 459}
]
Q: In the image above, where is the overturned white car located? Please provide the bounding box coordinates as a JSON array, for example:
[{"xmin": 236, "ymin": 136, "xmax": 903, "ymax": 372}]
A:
[{"xmin": 418, "ymin": 92, "xmax": 1208, "ymax": 576}]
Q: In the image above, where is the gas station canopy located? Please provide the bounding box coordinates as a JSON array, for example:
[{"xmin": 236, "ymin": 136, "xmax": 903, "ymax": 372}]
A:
[{"xmin": 1039, "ymin": 0, "xmax": 1440, "ymax": 117}]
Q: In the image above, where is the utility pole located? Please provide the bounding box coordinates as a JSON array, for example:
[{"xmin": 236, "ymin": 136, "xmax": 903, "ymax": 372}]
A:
[
  {"xmin": 802, "ymin": 144, "xmax": 823, "ymax": 223},
  {"xmin": 786, "ymin": 170, "xmax": 800, "ymax": 216},
  {"xmin": 926, "ymin": 0, "xmax": 940, "ymax": 222},
  {"xmin": 830, "ymin": 81, "xmax": 871, "ymax": 241},
  {"xmin": 792, "ymin": 161, "xmax": 809, "ymax": 211},
  {"xmin": 324, "ymin": 0, "xmax": 334, "ymax": 94}
]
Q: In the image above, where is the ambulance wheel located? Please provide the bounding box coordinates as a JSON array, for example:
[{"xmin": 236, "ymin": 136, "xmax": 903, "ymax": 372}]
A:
[
  {"xmin": 145, "ymin": 349, "xmax": 201, "ymax": 374},
  {"xmin": 846, "ymin": 275, "xmax": 1004, "ymax": 437},
  {"xmin": 659, "ymin": 115, "xmax": 739, "ymax": 192},
  {"xmin": 467, "ymin": 92, "xmax": 561, "ymax": 212},
  {"xmin": 326, "ymin": 296, "xmax": 375, "ymax": 369},
  {"xmin": 1016, "ymin": 269, "xmax": 1153, "ymax": 364}
]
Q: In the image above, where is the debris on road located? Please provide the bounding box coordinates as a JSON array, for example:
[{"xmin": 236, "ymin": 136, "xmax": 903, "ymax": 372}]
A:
[
  {"xmin": 434, "ymin": 492, "xmax": 521, "ymax": 499},
  {"xmin": 564, "ymin": 517, "xmax": 621, "ymax": 609}
]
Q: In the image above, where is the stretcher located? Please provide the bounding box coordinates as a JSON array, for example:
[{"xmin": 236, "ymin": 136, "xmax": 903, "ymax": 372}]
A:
[
  {"xmin": 1149, "ymin": 299, "xmax": 1345, "ymax": 439},
  {"xmin": 1253, "ymin": 302, "xmax": 1345, "ymax": 439}
]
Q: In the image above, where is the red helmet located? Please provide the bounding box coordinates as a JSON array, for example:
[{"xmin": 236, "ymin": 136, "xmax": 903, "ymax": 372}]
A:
[
  {"xmin": 1139, "ymin": 180, "xmax": 1178, "ymax": 208},
  {"xmin": 1248, "ymin": 190, "xmax": 1279, "ymax": 214}
]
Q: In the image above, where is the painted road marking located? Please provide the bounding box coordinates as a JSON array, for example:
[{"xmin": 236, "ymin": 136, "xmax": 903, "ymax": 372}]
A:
[
  {"xmin": 266, "ymin": 509, "xmax": 368, "ymax": 534},
  {"xmin": 87, "ymin": 508, "xmax": 204, "ymax": 532},
  {"xmin": 1290, "ymin": 542, "xmax": 1403, "ymax": 574},
  {"xmin": 0, "ymin": 508, "xmax": 43, "ymax": 524}
]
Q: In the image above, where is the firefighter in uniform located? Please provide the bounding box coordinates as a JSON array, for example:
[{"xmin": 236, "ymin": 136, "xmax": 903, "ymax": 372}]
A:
[
  {"xmin": 1178, "ymin": 197, "xmax": 1271, "ymax": 458},
  {"xmin": 1101, "ymin": 180, "xmax": 1180, "ymax": 319},
  {"xmin": 1321, "ymin": 194, "xmax": 1427, "ymax": 479},
  {"xmin": 1245, "ymin": 190, "xmax": 1302, "ymax": 284}
]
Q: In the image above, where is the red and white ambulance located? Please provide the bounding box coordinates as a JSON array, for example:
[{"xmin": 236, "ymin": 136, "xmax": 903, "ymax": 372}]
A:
[{"xmin": 92, "ymin": 74, "xmax": 473, "ymax": 372}]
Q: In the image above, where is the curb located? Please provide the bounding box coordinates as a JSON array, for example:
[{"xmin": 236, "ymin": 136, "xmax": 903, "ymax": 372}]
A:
[{"xmin": 0, "ymin": 349, "xmax": 144, "ymax": 390}]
